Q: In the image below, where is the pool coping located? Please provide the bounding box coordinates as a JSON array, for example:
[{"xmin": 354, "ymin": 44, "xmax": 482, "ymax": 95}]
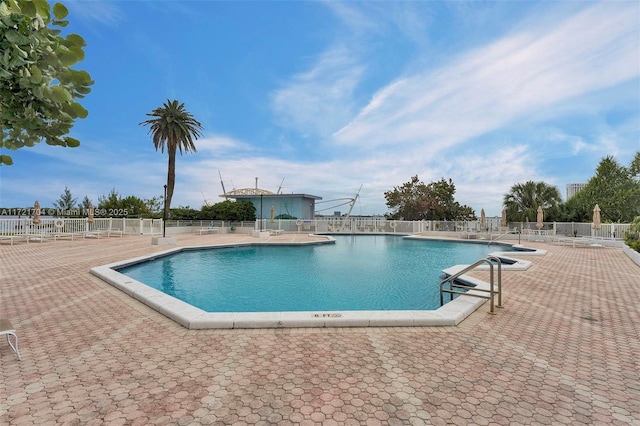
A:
[{"xmin": 89, "ymin": 235, "xmax": 544, "ymax": 329}]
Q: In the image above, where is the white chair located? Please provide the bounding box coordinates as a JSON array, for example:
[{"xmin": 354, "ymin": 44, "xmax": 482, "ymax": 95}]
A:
[{"xmin": 0, "ymin": 319, "xmax": 21, "ymax": 360}]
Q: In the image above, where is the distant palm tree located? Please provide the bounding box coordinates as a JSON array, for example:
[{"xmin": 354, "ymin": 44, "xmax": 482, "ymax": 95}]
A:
[
  {"xmin": 140, "ymin": 100, "xmax": 203, "ymax": 219},
  {"xmin": 503, "ymin": 181, "xmax": 562, "ymax": 222}
]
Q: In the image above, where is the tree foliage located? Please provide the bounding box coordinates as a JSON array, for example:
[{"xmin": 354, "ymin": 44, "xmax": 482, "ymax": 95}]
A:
[
  {"xmin": 167, "ymin": 206, "xmax": 201, "ymax": 220},
  {"xmin": 201, "ymin": 200, "xmax": 256, "ymax": 221},
  {"xmin": 51, "ymin": 185, "xmax": 76, "ymax": 211},
  {"xmin": 563, "ymin": 155, "xmax": 640, "ymax": 223},
  {"xmin": 503, "ymin": 181, "xmax": 562, "ymax": 222},
  {"xmin": 625, "ymin": 215, "xmax": 640, "ymax": 252},
  {"xmin": 140, "ymin": 99, "xmax": 203, "ymax": 218},
  {"xmin": 79, "ymin": 195, "xmax": 92, "ymax": 210},
  {"xmin": 384, "ymin": 176, "xmax": 475, "ymax": 221},
  {"xmin": 0, "ymin": 0, "xmax": 93, "ymax": 165},
  {"xmin": 97, "ymin": 188, "xmax": 151, "ymax": 217},
  {"xmin": 630, "ymin": 151, "xmax": 640, "ymax": 178},
  {"xmin": 144, "ymin": 195, "xmax": 163, "ymax": 216}
]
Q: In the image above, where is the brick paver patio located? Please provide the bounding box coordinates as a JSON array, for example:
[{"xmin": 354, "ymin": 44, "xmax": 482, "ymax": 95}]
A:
[{"xmin": 1, "ymin": 233, "xmax": 639, "ymax": 425}]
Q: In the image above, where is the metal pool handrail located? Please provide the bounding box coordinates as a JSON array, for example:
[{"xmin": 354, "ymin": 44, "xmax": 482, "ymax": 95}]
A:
[{"xmin": 439, "ymin": 256, "xmax": 503, "ymax": 314}]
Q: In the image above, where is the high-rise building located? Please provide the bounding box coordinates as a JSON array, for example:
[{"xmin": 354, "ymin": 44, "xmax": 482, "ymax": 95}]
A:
[{"xmin": 566, "ymin": 183, "xmax": 586, "ymax": 200}]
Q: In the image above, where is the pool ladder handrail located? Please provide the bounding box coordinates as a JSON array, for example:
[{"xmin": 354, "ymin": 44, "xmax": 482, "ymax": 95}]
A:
[
  {"xmin": 488, "ymin": 232, "xmax": 509, "ymax": 245},
  {"xmin": 489, "ymin": 228, "xmax": 520, "ymax": 245},
  {"xmin": 439, "ymin": 256, "xmax": 503, "ymax": 314}
]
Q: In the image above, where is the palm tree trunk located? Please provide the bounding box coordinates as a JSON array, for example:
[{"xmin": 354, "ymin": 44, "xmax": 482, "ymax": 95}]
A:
[{"xmin": 165, "ymin": 147, "xmax": 177, "ymax": 218}]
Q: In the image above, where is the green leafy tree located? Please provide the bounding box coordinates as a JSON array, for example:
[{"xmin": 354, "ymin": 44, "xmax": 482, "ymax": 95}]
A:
[
  {"xmin": 121, "ymin": 195, "xmax": 151, "ymax": 217},
  {"xmin": 201, "ymin": 200, "xmax": 256, "ymax": 221},
  {"xmin": 168, "ymin": 206, "xmax": 201, "ymax": 220},
  {"xmin": 385, "ymin": 176, "xmax": 430, "ymax": 220},
  {"xmin": 384, "ymin": 176, "xmax": 475, "ymax": 220},
  {"xmin": 140, "ymin": 99, "xmax": 203, "ymax": 219},
  {"xmin": 97, "ymin": 188, "xmax": 150, "ymax": 217},
  {"xmin": 625, "ymin": 216, "xmax": 640, "ymax": 252},
  {"xmin": 563, "ymin": 155, "xmax": 640, "ymax": 222},
  {"xmin": 144, "ymin": 195, "xmax": 163, "ymax": 217},
  {"xmin": 453, "ymin": 204, "xmax": 476, "ymax": 221},
  {"xmin": 0, "ymin": 0, "xmax": 93, "ymax": 165},
  {"xmin": 630, "ymin": 151, "xmax": 640, "ymax": 178},
  {"xmin": 97, "ymin": 188, "xmax": 119, "ymax": 210},
  {"xmin": 52, "ymin": 186, "xmax": 77, "ymax": 212},
  {"xmin": 427, "ymin": 178, "xmax": 476, "ymax": 221},
  {"xmin": 503, "ymin": 181, "xmax": 562, "ymax": 222},
  {"xmin": 80, "ymin": 195, "xmax": 92, "ymax": 210}
]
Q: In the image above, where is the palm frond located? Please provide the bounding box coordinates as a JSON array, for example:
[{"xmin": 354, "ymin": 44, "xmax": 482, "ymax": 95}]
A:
[{"xmin": 140, "ymin": 99, "xmax": 203, "ymax": 154}]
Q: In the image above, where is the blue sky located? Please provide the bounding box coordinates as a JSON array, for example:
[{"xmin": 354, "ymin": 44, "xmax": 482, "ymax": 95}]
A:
[{"xmin": 1, "ymin": 0, "xmax": 638, "ymax": 217}]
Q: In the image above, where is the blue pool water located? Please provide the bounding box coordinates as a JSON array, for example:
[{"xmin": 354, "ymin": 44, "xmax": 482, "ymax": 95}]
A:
[{"xmin": 118, "ymin": 236, "xmax": 514, "ymax": 313}]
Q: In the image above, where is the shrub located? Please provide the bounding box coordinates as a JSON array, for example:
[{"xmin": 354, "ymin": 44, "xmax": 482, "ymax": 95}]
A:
[{"xmin": 625, "ymin": 216, "xmax": 640, "ymax": 252}]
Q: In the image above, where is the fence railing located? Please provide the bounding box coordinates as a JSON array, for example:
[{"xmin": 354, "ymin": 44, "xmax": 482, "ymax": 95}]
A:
[
  {"xmin": 427, "ymin": 220, "xmax": 630, "ymax": 239},
  {"xmin": 252, "ymin": 218, "xmax": 631, "ymax": 239},
  {"xmin": 0, "ymin": 216, "xmax": 631, "ymax": 240},
  {"xmin": 0, "ymin": 217, "xmax": 162, "ymax": 236}
]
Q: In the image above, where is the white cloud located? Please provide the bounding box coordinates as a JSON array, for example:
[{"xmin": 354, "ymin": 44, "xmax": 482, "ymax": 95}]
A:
[
  {"xmin": 271, "ymin": 46, "xmax": 366, "ymax": 138},
  {"xmin": 324, "ymin": 1, "xmax": 430, "ymax": 44},
  {"xmin": 444, "ymin": 146, "xmax": 538, "ymax": 216},
  {"xmin": 67, "ymin": 0, "xmax": 122, "ymax": 26},
  {"xmin": 321, "ymin": 1, "xmax": 381, "ymax": 36},
  {"xmin": 194, "ymin": 136, "xmax": 254, "ymax": 156},
  {"xmin": 333, "ymin": 2, "xmax": 639, "ymax": 157},
  {"xmin": 542, "ymin": 130, "xmax": 594, "ymax": 156}
]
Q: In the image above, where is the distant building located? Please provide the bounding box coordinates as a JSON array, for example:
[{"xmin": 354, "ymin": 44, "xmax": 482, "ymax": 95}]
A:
[
  {"xmin": 222, "ymin": 189, "xmax": 322, "ymax": 220},
  {"xmin": 566, "ymin": 183, "xmax": 587, "ymax": 200}
]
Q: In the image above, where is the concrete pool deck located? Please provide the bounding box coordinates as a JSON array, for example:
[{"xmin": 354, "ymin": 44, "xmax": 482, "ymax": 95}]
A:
[{"xmin": 1, "ymin": 232, "xmax": 639, "ymax": 424}]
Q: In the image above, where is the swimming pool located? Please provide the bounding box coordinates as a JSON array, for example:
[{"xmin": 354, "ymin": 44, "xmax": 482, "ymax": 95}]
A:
[
  {"xmin": 91, "ymin": 235, "xmax": 543, "ymax": 328},
  {"xmin": 118, "ymin": 236, "xmax": 515, "ymax": 312}
]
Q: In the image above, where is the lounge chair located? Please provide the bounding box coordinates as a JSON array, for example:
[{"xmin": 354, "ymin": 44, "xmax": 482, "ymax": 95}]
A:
[
  {"xmin": 84, "ymin": 229, "xmax": 109, "ymax": 239},
  {"xmin": 26, "ymin": 232, "xmax": 50, "ymax": 243},
  {"xmin": 108, "ymin": 228, "xmax": 126, "ymax": 237},
  {"xmin": 0, "ymin": 234, "xmax": 28, "ymax": 245},
  {"xmin": 0, "ymin": 319, "xmax": 21, "ymax": 360},
  {"xmin": 195, "ymin": 226, "xmax": 220, "ymax": 235}
]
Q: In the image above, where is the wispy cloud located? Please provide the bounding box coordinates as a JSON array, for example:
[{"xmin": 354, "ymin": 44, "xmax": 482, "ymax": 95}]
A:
[
  {"xmin": 321, "ymin": 1, "xmax": 381, "ymax": 36},
  {"xmin": 270, "ymin": 46, "xmax": 366, "ymax": 139},
  {"xmin": 194, "ymin": 136, "xmax": 255, "ymax": 156},
  {"xmin": 324, "ymin": 1, "xmax": 431, "ymax": 45},
  {"xmin": 333, "ymin": 2, "xmax": 639, "ymax": 155},
  {"xmin": 269, "ymin": 1, "xmax": 423, "ymax": 141},
  {"xmin": 444, "ymin": 146, "xmax": 540, "ymax": 214},
  {"xmin": 67, "ymin": 0, "xmax": 122, "ymax": 26}
]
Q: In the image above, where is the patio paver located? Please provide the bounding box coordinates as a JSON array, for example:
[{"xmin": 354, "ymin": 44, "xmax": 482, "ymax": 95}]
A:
[{"xmin": 1, "ymin": 232, "xmax": 639, "ymax": 425}]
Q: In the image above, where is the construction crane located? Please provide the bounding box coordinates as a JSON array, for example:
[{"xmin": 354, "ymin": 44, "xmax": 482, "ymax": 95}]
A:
[
  {"xmin": 201, "ymin": 192, "xmax": 212, "ymax": 207},
  {"xmin": 219, "ymin": 170, "xmax": 228, "ymax": 200},
  {"xmin": 339, "ymin": 185, "xmax": 362, "ymax": 232},
  {"xmin": 314, "ymin": 185, "xmax": 362, "ymax": 232}
]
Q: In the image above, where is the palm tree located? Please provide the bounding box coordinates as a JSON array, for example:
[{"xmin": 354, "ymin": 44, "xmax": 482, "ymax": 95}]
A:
[
  {"xmin": 503, "ymin": 181, "xmax": 562, "ymax": 222},
  {"xmin": 140, "ymin": 100, "xmax": 203, "ymax": 220}
]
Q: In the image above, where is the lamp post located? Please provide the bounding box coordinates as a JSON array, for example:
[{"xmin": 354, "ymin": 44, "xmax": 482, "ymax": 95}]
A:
[
  {"xmin": 260, "ymin": 194, "xmax": 263, "ymax": 231},
  {"xmin": 163, "ymin": 184, "xmax": 167, "ymax": 238}
]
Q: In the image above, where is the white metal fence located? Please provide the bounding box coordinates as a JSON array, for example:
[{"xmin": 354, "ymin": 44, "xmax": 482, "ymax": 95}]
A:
[
  {"xmin": 253, "ymin": 218, "xmax": 631, "ymax": 238},
  {"xmin": 426, "ymin": 220, "xmax": 631, "ymax": 239},
  {"xmin": 0, "ymin": 216, "xmax": 632, "ymax": 240},
  {"xmin": 0, "ymin": 217, "xmax": 162, "ymax": 236}
]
